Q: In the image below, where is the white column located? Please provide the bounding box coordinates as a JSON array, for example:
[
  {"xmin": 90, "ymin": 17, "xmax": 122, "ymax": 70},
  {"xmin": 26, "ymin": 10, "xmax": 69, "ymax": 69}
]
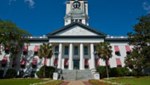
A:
[
  {"xmin": 80, "ymin": 43, "xmax": 84, "ymax": 70},
  {"xmin": 58, "ymin": 43, "xmax": 62, "ymax": 69},
  {"xmin": 69, "ymin": 43, "xmax": 73, "ymax": 70},
  {"xmin": 90, "ymin": 43, "xmax": 95, "ymax": 69},
  {"xmin": 50, "ymin": 55, "xmax": 54, "ymax": 66}
]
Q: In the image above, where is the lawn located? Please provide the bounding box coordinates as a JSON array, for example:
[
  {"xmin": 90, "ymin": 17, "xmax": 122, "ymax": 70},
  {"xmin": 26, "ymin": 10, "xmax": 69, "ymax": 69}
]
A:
[
  {"xmin": 0, "ymin": 79, "xmax": 63, "ymax": 85},
  {"xmin": 0, "ymin": 78, "xmax": 45, "ymax": 85},
  {"xmin": 108, "ymin": 76, "xmax": 150, "ymax": 85},
  {"xmin": 89, "ymin": 76, "xmax": 150, "ymax": 85}
]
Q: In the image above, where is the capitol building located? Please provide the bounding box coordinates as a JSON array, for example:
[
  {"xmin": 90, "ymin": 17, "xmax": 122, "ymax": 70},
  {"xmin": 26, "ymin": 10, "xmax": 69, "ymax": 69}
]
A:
[{"xmin": 0, "ymin": 0, "xmax": 132, "ymax": 79}]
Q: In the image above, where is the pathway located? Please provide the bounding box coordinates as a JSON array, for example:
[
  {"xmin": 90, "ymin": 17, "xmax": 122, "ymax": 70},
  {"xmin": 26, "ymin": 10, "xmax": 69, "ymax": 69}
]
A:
[{"xmin": 61, "ymin": 80, "xmax": 92, "ymax": 85}]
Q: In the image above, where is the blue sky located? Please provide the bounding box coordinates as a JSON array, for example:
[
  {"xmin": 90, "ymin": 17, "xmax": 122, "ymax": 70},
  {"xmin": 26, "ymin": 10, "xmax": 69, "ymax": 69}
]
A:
[{"xmin": 0, "ymin": 0, "xmax": 150, "ymax": 36}]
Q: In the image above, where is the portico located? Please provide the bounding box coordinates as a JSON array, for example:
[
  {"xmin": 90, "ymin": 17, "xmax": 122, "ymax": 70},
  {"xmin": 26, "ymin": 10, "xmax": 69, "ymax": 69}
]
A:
[{"xmin": 51, "ymin": 43, "xmax": 97, "ymax": 70}]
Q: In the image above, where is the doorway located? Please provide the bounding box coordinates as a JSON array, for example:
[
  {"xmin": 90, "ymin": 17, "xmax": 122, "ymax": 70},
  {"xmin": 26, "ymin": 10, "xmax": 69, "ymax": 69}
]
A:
[{"xmin": 73, "ymin": 59, "xmax": 80, "ymax": 69}]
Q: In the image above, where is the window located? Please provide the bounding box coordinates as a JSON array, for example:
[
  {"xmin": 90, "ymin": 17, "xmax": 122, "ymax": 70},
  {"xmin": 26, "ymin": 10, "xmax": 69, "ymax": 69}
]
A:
[
  {"xmin": 84, "ymin": 46, "xmax": 88, "ymax": 55},
  {"xmin": 71, "ymin": 19, "xmax": 74, "ymax": 23},
  {"xmin": 75, "ymin": 19, "xmax": 78, "ymax": 22},
  {"xmin": 94, "ymin": 45, "xmax": 96, "ymax": 52},
  {"xmin": 79, "ymin": 19, "xmax": 82, "ymax": 23},
  {"xmin": 64, "ymin": 46, "xmax": 69, "ymax": 55},
  {"xmin": 55, "ymin": 46, "xmax": 59, "ymax": 56},
  {"xmin": 74, "ymin": 46, "xmax": 78, "ymax": 55}
]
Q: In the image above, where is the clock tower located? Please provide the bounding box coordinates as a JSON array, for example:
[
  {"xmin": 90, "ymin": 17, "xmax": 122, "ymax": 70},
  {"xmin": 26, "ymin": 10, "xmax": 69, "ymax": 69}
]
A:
[{"xmin": 64, "ymin": 0, "xmax": 89, "ymax": 26}]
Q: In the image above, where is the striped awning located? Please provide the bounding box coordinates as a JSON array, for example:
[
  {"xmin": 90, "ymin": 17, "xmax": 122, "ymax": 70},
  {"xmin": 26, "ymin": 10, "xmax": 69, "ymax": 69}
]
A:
[
  {"xmin": 54, "ymin": 58, "xmax": 58, "ymax": 66},
  {"xmin": 23, "ymin": 45, "xmax": 28, "ymax": 51},
  {"xmin": 116, "ymin": 58, "xmax": 121, "ymax": 65},
  {"xmin": 32, "ymin": 58, "xmax": 38, "ymax": 65},
  {"xmin": 5, "ymin": 47, "xmax": 9, "ymax": 50},
  {"xmin": 34, "ymin": 45, "xmax": 39, "ymax": 52},
  {"xmin": 84, "ymin": 59, "xmax": 89, "ymax": 66},
  {"xmin": 20, "ymin": 58, "xmax": 26, "ymax": 65},
  {"xmin": 114, "ymin": 46, "xmax": 120, "ymax": 52},
  {"xmin": 64, "ymin": 58, "xmax": 69, "ymax": 66},
  {"xmin": 95, "ymin": 58, "xmax": 100, "ymax": 66},
  {"xmin": 125, "ymin": 45, "xmax": 131, "ymax": 52},
  {"xmin": 1, "ymin": 56, "xmax": 7, "ymax": 64}
]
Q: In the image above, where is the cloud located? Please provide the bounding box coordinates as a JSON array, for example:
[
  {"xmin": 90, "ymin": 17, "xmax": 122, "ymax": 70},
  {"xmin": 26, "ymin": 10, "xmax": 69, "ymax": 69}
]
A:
[
  {"xmin": 9, "ymin": 0, "xmax": 16, "ymax": 5},
  {"xmin": 24, "ymin": 0, "xmax": 35, "ymax": 8},
  {"xmin": 8, "ymin": 0, "xmax": 35, "ymax": 8},
  {"xmin": 143, "ymin": 1, "xmax": 150, "ymax": 13}
]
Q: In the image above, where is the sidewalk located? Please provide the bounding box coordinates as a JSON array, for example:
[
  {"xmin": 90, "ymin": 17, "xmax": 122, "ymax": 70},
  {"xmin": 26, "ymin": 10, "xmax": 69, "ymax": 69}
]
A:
[
  {"xmin": 68, "ymin": 81, "xmax": 85, "ymax": 85},
  {"xmin": 61, "ymin": 80, "xmax": 92, "ymax": 85}
]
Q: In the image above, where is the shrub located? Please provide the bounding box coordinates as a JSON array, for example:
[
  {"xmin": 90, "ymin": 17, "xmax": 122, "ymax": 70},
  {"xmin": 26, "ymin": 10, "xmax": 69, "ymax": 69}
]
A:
[
  {"xmin": 5, "ymin": 69, "xmax": 17, "ymax": 78},
  {"xmin": 96, "ymin": 66, "xmax": 110, "ymax": 78},
  {"xmin": 36, "ymin": 65, "xmax": 56, "ymax": 78},
  {"xmin": 0, "ymin": 70, "xmax": 4, "ymax": 78},
  {"xmin": 110, "ymin": 67, "xmax": 130, "ymax": 77}
]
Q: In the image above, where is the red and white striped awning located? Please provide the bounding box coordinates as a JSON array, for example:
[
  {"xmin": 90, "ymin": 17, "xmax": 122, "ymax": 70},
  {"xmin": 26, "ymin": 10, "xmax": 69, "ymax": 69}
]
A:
[
  {"xmin": 54, "ymin": 58, "xmax": 58, "ymax": 66},
  {"xmin": 64, "ymin": 58, "xmax": 69, "ymax": 66},
  {"xmin": 84, "ymin": 59, "xmax": 89, "ymax": 66},
  {"xmin": 20, "ymin": 58, "xmax": 26, "ymax": 65},
  {"xmin": 116, "ymin": 58, "xmax": 122, "ymax": 65},
  {"xmin": 125, "ymin": 45, "xmax": 131, "ymax": 52},
  {"xmin": 1, "ymin": 56, "xmax": 8, "ymax": 64},
  {"xmin": 5, "ymin": 47, "xmax": 9, "ymax": 50},
  {"xmin": 23, "ymin": 45, "xmax": 28, "ymax": 51},
  {"xmin": 34, "ymin": 45, "xmax": 39, "ymax": 52},
  {"xmin": 32, "ymin": 58, "xmax": 38, "ymax": 65},
  {"xmin": 95, "ymin": 58, "xmax": 100, "ymax": 66},
  {"xmin": 114, "ymin": 46, "xmax": 120, "ymax": 52}
]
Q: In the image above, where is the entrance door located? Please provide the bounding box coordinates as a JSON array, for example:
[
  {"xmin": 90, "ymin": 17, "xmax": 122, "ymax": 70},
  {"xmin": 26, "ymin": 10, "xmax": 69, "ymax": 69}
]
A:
[{"xmin": 73, "ymin": 59, "xmax": 80, "ymax": 69}]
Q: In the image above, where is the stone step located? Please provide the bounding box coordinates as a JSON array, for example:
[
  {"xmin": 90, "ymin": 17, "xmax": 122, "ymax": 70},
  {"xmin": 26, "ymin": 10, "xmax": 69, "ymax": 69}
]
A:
[{"xmin": 62, "ymin": 69, "xmax": 93, "ymax": 80}]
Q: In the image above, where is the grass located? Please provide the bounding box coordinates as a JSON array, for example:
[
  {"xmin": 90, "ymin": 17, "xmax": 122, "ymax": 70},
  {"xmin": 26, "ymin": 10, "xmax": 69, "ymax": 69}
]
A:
[
  {"xmin": 89, "ymin": 76, "xmax": 150, "ymax": 85},
  {"xmin": 44, "ymin": 80, "xmax": 63, "ymax": 85},
  {"xmin": 0, "ymin": 78, "xmax": 45, "ymax": 85},
  {"xmin": 89, "ymin": 79, "xmax": 113, "ymax": 85},
  {"xmin": 107, "ymin": 76, "xmax": 150, "ymax": 85},
  {"xmin": 0, "ymin": 79, "xmax": 63, "ymax": 85}
]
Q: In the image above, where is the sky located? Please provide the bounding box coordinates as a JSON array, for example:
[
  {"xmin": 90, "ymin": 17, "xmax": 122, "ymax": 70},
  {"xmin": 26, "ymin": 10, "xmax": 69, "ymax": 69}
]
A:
[{"xmin": 0, "ymin": 0, "xmax": 150, "ymax": 36}]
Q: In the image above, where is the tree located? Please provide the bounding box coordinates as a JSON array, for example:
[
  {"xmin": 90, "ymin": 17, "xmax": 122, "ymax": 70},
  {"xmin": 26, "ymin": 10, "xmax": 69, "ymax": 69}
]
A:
[
  {"xmin": 0, "ymin": 20, "xmax": 30, "ymax": 69},
  {"xmin": 96, "ymin": 42, "xmax": 112, "ymax": 79},
  {"xmin": 38, "ymin": 43, "xmax": 53, "ymax": 77},
  {"xmin": 125, "ymin": 14, "xmax": 150, "ymax": 76}
]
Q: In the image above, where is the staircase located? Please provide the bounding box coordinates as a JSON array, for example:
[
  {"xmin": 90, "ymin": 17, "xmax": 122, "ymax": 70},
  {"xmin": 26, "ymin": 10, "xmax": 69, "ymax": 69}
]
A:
[{"xmin": 62, "ymin": 69, "xmax": 94, "ymax": 80}]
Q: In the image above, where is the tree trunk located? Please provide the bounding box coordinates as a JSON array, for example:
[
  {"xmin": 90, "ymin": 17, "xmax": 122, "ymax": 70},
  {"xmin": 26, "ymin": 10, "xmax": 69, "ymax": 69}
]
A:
[
  {"xmin": 44, "ymin": 57, "xmax": 47, "ymax": 66},
  {"xmin": 43, "ymin": 57, "xmax": 47, "ymax": 78},
  {"xmin": 106, "ymin": 59, "xmax": 109, "ymax": 79}
]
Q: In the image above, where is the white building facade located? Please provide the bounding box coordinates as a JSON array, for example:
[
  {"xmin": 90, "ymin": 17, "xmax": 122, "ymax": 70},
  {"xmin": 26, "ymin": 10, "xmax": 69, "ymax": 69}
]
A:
[{"xmin": 0, "ymin": 0, "xmax": 132, "ymax": 72}]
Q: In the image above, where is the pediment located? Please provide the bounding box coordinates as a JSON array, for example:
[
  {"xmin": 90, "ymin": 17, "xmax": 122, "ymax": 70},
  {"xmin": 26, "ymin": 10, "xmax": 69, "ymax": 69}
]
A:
[
  {"xmin": 47, "ymin": 23, "xmax": 105, "ymax": 37},
  {"xmin": 55, "ymin": 25, "xmax": 98, "ymax": 36}
]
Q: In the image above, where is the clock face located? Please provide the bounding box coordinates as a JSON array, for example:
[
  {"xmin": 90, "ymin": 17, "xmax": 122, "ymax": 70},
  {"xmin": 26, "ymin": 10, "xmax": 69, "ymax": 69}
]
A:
[{"xmin": 73, "ymin": 1, "xmax": 81, "ymax": 9}]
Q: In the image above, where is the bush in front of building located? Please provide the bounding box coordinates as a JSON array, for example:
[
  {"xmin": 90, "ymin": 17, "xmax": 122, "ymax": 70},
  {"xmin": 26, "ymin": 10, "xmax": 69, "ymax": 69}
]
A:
[
  {"xmin": 5, "ymin": 69, "xmax": 17, "ymax": 78},
  {"xmin": 0, "ymin": 69, "xmax": 4, "ymax": 78},
  {"xmin": 96, "ymin": 66, "xmax": 108, "ymax": 79},
  {"xmin": 36, "ymin": 65, "xmax": 56, "ymax": 78},
  {"xmin": 96, "ymin": 66, "xmax": 130, "ymax": 78},
  {"xmin": 109, "ymin": 67, "xmax": 130, "ymax": 77}
]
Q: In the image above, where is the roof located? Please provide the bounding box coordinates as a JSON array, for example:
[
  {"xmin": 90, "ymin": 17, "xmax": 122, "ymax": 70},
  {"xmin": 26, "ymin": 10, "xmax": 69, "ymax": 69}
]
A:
[{"xmin": 47, "ymin": 22, "xmax": 106, "ymax": 38}]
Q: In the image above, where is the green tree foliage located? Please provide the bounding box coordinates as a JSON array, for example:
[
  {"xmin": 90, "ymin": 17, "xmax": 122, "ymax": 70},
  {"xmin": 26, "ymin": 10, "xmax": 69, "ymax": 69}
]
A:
[
  {"xmin": 36, "ymin": 66, "xmax": 55, "ymax": 78},
  {"xmin": 96, "ymin": 42, "xmax": 112, "ymax": 78},
  {"xmin": 5, "ymin": 69, "xmax": 17, "ymax": 78},
  {"xmin": 38, "ymin": 43, "xmax": 53, "ymax": 77},
  {"xmin": 0, "ymin": 20, "xmax": 30, "ymax": 68},
  {"xmin": 125, "ymin": 14, "xmax": 150, "ymax": 76}
]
